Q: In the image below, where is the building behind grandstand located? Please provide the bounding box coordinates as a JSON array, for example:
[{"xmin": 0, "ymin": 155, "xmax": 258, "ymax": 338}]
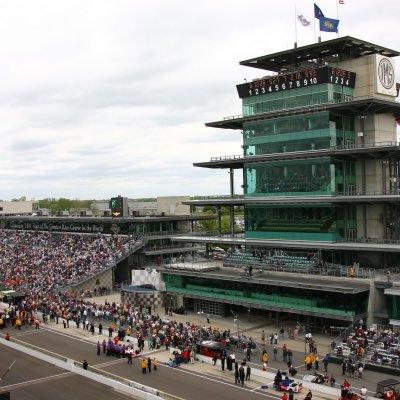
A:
[{"xmin": 0, "ymin": 200, "xmax": 39, "ymax": 216}]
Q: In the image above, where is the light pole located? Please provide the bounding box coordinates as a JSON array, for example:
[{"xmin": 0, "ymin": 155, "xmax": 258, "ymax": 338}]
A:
[{"xmin": 230, "ymin": 310, "xmax": 240, "ymax": 348}]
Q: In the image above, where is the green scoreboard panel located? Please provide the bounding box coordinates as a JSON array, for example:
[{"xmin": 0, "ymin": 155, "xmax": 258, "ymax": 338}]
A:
[{"xmin": 110, "ymin": 196, "xmax": 126, "ymax": 217}]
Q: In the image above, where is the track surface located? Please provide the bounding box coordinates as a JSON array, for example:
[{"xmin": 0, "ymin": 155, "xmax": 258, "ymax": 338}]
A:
[{"xmin": 0, "ymin": 326, "xmax": 278, "ymax": 400}]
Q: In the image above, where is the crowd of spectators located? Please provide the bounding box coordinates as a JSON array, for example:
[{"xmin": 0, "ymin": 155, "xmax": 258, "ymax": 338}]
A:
[
  {"xmin": 0, "ymin": 290, "xmax": 234, "ymax": 359},
  {"xmin": 333, "ymin": 320, "xmax": 400, "ymax": 368},
  {"xmin": 0, "ymin": 229, "xmax": 137, "ymax": 296}
]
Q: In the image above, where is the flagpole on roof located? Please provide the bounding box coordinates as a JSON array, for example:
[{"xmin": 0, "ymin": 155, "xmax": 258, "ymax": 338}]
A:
[
  {"xmin": 294, "ymin": 5, "xmax": 298, "ymax": 48},
  {"xmin": 336, "ymin": 0, "xmax": 340, "ymax": 36},
  {"xmin": 313, "ymin": 4, "xmax": 316, "ymax": 43}
]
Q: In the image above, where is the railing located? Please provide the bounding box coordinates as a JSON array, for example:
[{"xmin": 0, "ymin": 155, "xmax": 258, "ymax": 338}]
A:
[
  {"xmin": 223, "ymin": 257, "xmax": 377, "ymax": 279},
  {"xmin": 208, "ymin": 140, "xmax": 400, "ymax": 162},
  {"xmin": 186, "ymin": 191, "xmax": 400, "ymax": 200},
  {"xmin": 336, "ymin": 238, "xmax": 400, "ymax": 245},
  {"xmin": 221, "ymin": 95, "xmax": 400, "ymax": 121}
]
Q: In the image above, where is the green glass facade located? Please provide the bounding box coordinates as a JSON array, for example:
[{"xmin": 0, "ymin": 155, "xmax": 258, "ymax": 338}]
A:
[
  {"xmin": 163, "ymin": 274, "xmax": 368, "ymax": 317},
  {"xmin": 243, "ymin": 84, "xmax": 356, "ymax": 241},
  {"xmin": 387, "ymin": 295, "xmax": 400, "ymax": 320},
  {"xmin": 245, "ymin": 204, "xmax": 356, "ymax": 241},
  {"xmin": 242, "ymin": 84, "xmax": 353, "ymax": 116},
  {"xmin": 243, "ymin": 112, "xmax": 355, "ymax": 156}
]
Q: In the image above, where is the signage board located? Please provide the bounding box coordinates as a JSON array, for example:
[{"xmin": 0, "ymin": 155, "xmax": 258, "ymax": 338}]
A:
[{"xmin": 236, "ymin": 66, "xmax": 356, "ymax": 99}]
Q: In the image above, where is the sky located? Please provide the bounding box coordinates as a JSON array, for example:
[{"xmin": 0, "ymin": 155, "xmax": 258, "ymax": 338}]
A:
[{"xmin": 0, "ymin": 0, "xmax": 399, "ymax": 201}]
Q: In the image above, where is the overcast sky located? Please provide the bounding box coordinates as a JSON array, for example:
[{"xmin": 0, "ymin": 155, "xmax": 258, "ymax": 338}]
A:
[{"xmin": 0, "ymin": 0, "xmax": 398, "ymax": 200}]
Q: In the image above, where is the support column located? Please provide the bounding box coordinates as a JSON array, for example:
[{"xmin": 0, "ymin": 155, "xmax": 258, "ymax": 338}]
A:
[
  {"xmin": 363, "ymin": 204, "xmax": 367, "ymax": 240},
  {"xmin": 360, "ymin": 115, "xmax": 366, "ymax": 194},
  {"xmin": 343, "ymin": 161, "xmax": 347, "ymax": 194},
  {"xmin": 382, "ymin": 161, "xmax": 387, "ymax": 195},
  {"xmin": 217, "ymin": 207, "xmax": 222, "ymax": 238},
  {"xmin": 229, "ymin": 168, "xmax": 235, "ymax": 237}
]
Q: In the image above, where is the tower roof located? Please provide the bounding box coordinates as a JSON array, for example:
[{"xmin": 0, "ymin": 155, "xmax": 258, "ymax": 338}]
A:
[{"xmin": 240, "ymin": 36, "xmax": 400, "ymax": 73}]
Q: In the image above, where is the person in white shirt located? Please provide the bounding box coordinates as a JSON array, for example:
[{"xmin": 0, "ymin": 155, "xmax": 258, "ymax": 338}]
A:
[{"xmin": 360, "ymin": 386, "xmax": 367, "ymax": 399}]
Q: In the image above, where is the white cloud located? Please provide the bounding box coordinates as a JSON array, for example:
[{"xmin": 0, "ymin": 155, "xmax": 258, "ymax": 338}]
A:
[{"xmin": 0, "ymin": 0, "xmax": 399, "ymax": 200}]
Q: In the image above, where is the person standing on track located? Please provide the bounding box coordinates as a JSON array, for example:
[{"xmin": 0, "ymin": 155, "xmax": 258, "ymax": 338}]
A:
[{"xmin": 141, "ymin": 358, "xmax": 147, "ymax": 374}]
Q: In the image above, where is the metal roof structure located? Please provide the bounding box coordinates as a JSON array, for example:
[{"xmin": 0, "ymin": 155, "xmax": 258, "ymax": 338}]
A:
[{"xmin": 240, "ymin": 36, "xmax": 400, "ymax": 73}]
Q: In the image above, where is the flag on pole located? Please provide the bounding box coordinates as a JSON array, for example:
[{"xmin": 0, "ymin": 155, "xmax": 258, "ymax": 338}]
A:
[
  {"xmin": 314, "ymin": 3, "xmax": 324, "ymax": 19},
  {"xmin": 297, "ymin": 13, "xmax": 311, "ymax": 27},
  {"xmin": 319, "ymin": 16, "xmax": 340, "ymax": 32}
]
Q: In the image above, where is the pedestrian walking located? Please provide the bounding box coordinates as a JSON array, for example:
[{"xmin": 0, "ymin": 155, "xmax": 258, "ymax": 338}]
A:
[
  {"xmin": 341, "ymin": 360, "xmax": 346, "ymax": 375},
  {"xmin": 304, "ymin": 390, "xmax": 312, "ymax": 400},
  {"xmin": 190, "ymin": 348, "xmax": 195, "ymax": 364},
  {"xmin": 147, "ymin": 357, "xmax": 152, "ymax": 373},
  {"xmin": 239, "ymin": 366, "xmax": 245, "ymax": 386},
  {"xmin": 141, "ymin": 358, "xmax": 147, "ymax": 374},
  {"xmin": 153, "ymin": 358, "xmax": 158, "ymax": 371},
  {"xmin": 323, "ymin": 355, "xmax": 329, "ymax": 372},
  {"xmin": 358, "ymin": 364, "xmax": 363, "ymax": 379},
  {"xmin": 213, "ymin": 353, "xmax": 218, "ymax": 366},
  {"xmin": 273, "ymin": 346, "xmax": 278, "ymax": 361},
  {"xmin": 234, "ymin": 369, "xmax": 240, "ymax": 384},
  {"xmin": 96, "ymin": 341, "xmax": 101, "ymax": 355},
  {"xmin": 282, "ymin": 344, "xmax": 288, "ymax": 363},
  {"xmin": 245, "ymin": 365, "xmax": 251, "ymax": 381}
]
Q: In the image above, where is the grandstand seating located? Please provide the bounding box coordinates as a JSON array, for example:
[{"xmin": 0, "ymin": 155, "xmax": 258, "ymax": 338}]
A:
[
  {"xmin": 223, "ymin": 252, "xmax": 315, "ymax": 270},
  {"xmin": 269, "ymin": 254, "xmax": 314, "ymax": 268},
  {"xmin": 0, "ymin": 229, "xmax": 139, "ymax": 296}
]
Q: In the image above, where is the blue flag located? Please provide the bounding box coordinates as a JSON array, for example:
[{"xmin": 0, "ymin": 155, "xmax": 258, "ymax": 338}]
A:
[
  {"xmin": 314, "ymin": 3, "xmax": 324, "ymax": 19},
  {"xmin": 319, "ymin": 16, "xmax": 339, "ymax": 32}
]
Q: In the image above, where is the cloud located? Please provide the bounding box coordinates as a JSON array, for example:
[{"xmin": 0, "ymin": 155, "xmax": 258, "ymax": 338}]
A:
[{"xmin": 0, "ymin": 0, "xmax": 398, "ymax": 199}]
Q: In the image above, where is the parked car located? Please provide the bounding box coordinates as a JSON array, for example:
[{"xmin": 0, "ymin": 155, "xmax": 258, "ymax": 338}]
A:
[{"xmin": 278, "ymin": 378, "xmax": 303, "ymax": 393}]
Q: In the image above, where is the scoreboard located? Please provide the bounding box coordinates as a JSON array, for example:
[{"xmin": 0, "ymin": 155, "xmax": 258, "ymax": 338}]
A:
[
  {"xmin": 110, "ymin": 196, "xmax": 127, "ymax": 218},
  {"xmin": 236, "ymin": 66, "xmax": 356, "ymax": 99}
]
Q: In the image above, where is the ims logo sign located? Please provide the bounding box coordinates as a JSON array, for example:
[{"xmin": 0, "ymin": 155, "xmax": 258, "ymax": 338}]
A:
[{"xmin": 378, "ymin": 58, "xmax": 394, "ymax": 89}]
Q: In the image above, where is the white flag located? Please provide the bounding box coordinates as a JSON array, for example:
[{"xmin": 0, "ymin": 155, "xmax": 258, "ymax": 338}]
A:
[{"xmin": 297, "ymin": 13, "xmax": 311, "ymax": 27}]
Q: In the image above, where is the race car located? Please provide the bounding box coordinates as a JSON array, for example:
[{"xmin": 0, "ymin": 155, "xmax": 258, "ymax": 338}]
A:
[
  {"xmin": 303, "ymin": 373, "xmax": 327, "ymax": 384},
  {"xmin": 278, "ymin": 378, "xmax": 303, "ymax": 393}
]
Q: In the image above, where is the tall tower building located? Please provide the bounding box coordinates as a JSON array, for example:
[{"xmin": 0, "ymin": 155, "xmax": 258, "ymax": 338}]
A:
[{"xmin": 171, "ymin": 37, "xmax": 400, "ymax": 326}]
